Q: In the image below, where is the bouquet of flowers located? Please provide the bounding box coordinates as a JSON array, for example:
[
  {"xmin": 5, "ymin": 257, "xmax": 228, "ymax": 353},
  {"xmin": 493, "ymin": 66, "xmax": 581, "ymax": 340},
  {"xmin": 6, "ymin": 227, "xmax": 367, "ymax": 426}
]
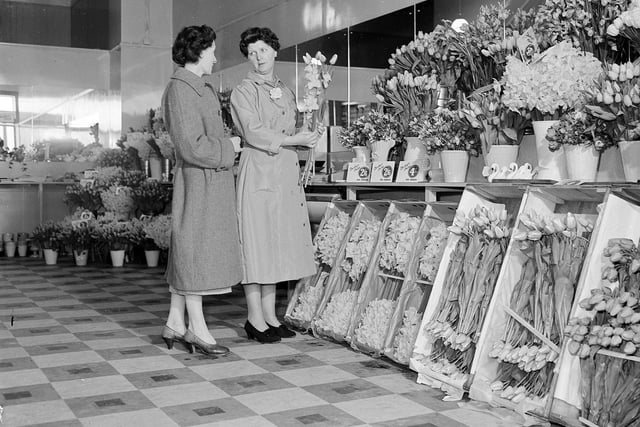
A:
[
  {"xmin": 459, "ymin": 82, "xmax": 530, "ymax": 155},
  {"xmin": 314, "ymin": 211, "xmax": 350, "ymax": 267},
  {"xmin": 100, "ymin": 186, "xmax": 135, "ymax": 220},
  {"xmin": 95, "ymin": 148, "xmax": 139, "ymax": 170},
  {"xmin": 546, "ymin": 109, "xmax": 615, "ymax": 152},
  {"xmin": 299, "ymin": 51, "xmax": 337, "ymax": 186},
  {"xmin": 122, "ymin": 131, "xmax": 155, "ymax": 161},
  {"xmin": 314, "ymin": 289, "xmax": 359, "ymax": 337},
  {"xmin": 339, "ymin": 110, "xmax": 402, "ymax": 151},
  {"xmin": 608, "ymin": 0, "xmax": 640, "ymax": 54},
  {"xmin": 131, "ymin": 180, "xmax": 172, "ymax": 216},
  {"xmin": 416, "ymin": 108, "xmax": 480, "ymax": 156},
  {"xmin": 60, "ymin": 215, "xmax": 95, "ymax": 252},
  {"xmin": 535, "ymin": 0, "xmax": 629, "ymax": 62},
  {"xmin": 378, "ymin": 212, "xmax": 421, "ymax": 275},
  {"xmin": 586, "ymin": 61, "xmax": 640, "ymax": 141},
  {"xmin": 140, "ymin": 214, "xmax": 171, "ymax": 251},
  {"xmin": 418, "ymin": 222, "xmax": 449, "ymax": 282},
  {"xmin": 341, "ymin": 218, "xmax": 382, "ymax": 282},
  {"xmin": 31, "ymin": 220, "xmax": 65, "ymax": 251},
  {"xmin": 91, "ymin": 213, "xmax": 140, "ymax": 251},
  {"xmin": 501, "ymin": 41, "xmax": 604, "ymax": 121},
  {"xmin": 353, "ymin": 298, "xmax": 397, "ymax": 350}
]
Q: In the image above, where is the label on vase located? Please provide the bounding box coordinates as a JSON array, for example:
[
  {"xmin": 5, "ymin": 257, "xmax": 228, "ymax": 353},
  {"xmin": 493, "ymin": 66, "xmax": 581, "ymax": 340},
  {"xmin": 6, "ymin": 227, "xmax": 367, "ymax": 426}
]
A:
[
  {"xmin": 345, "ymin": 162, "xmax": 371, "ymax": 182},
  {"xmin": 395, "ymin": 161, "xmax": 427, "ymax": 182},
  {"xmin": 370, "ymin": 161, "xmax": 395, "ymax": 182}
]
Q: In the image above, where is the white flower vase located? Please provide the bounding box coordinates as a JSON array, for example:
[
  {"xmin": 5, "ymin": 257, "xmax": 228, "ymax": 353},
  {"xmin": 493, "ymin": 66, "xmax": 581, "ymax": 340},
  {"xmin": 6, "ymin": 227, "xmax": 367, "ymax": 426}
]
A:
[
  {"xmin": 404, "ymin": 137, "xmax": 430, "ymax": 170},
  {"xmin": 369, "ymin": 139, "xmax": 395, "ymax": 162},
  {"xmin": 619, "ymin": 140, "xmax": 640, "ymax": 182},
  {"xmin": 352, "ymin": 146, "xmax": 370, "ymax": 163},
  {"xmin": 441, "ymin": 150, "xmax": 469, "ymax": 182},
  {"xmin": 149, "ymin": 153, "xmax": 163, "ymax": 180},
  {"xmin": 74, "ymin": 249, "xmax": 89, "ymax": 266},
  {"xmin": 484, "ymin": 145, "xmax": 519, "ymax": 169},
  {"xmin": 110, "ymin": 249, "xmax": 125, "ymax": 267},
  {"xmin": 4, "ymin": 241, "xmax": 16, "ymax": 257},
  {"xmin": 17, "ymin": 243, "xmax": 28, "ymax": 257},
  {"xmin": 428, "ymin": 152, "xmax": 444, "ymax": 182},
  {"xmin": 564, "ymin": 144, "xmax": 599, "ymax": 182},
  {"xmin": 532, "ymin": 120, "xmax": 568, "ymax": 181},
  {"xmin": 145, "ymin": 250, "xmax": 160, "ymax": 267},
  {"xmin": 43, "ymin": 248, "xmax": 58, "ymax": 265}
]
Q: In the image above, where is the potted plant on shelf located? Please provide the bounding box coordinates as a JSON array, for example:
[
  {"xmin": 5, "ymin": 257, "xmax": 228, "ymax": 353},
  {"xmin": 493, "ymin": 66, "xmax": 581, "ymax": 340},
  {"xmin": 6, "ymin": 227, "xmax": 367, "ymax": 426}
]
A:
[
  {"xmin": 355, "ymin": 110, "xmax": 402, "ymax": 162},
  {"xmin": 139, "ymin": 214, "xmax": 171, "ymax": 267},
  {"xmin": 131, "ymin": 180, "xmax": 172, "ymax": 216},
  {"xmin": 339, "ymin": 116, "xmax": 371, "ymax": 163},
  {"xmin": 586, "ymin": 61, "xmax": 640, "ymax": 182},
  {"xmin": 416, "ymin": 108, "xmax": 480, "ymax": 182},
  {"xmin": 31, "ymin": 221, "xmax": 64, "ymax": 265},
  {"xmin": 60, "ymin": 216, "xmax": 95, "ymax": 266}
]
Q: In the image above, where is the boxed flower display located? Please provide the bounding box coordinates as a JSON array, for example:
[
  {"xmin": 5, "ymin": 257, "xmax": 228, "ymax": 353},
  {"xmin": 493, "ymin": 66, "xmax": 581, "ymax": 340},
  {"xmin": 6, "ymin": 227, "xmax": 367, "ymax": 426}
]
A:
[
  {"xmin": 469, "ymin": 187, "xmax": 603, "ymax": 423},
  {"xmin": 312, "ymin": 201, "xmax": 389, "ymax": 344},
  {"xmin": 383, "ymin": 203, "xmax": 456, "ymax": 366},
  {"xmin": 285, "ymin": 200, "xmax": 359, "ymax": 331},
  {"xmin": 410, "ymin": 186, "xmax": 525, "ymax": 399},
  {"xmin": 347, "ymin": 202, "xmax": 426, "ymax": 357}
]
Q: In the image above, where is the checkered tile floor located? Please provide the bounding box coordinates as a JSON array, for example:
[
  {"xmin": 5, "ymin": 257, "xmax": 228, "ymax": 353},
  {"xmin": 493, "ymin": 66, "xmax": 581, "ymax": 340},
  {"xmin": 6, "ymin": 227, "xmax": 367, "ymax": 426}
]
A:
[{"xmin": 0, "ymin": 256, "xmax": 520, "ymax": 427}]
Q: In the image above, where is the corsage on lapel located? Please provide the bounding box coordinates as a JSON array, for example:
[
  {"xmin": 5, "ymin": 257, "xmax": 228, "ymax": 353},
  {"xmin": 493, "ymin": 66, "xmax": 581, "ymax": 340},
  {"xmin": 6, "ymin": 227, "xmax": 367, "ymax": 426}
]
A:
[{"xmin": 269, "ymin": 87, "xmax": 283, "ymax": 100}]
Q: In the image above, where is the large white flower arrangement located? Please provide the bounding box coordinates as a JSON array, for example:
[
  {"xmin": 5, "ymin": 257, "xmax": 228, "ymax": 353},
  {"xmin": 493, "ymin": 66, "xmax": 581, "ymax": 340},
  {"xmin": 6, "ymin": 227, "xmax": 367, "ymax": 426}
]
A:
[
  {"xmin": 354, "ymin": 298, "xmax": 396, "ymax": 350},
  {"xmin": 290, "ymin": 272, "xmax": 329, "ymax": 323},
  {"xmin": 379, "ymin": 212, "xmax": 421, "ymax": 275},
  {"xmin": 315, "ymin": 289, "xmax": 358, "ymax": 336},
  {"xmin": 341, "ymin": 218, "xmax": 382, "ymax": 282},
  {"xmin": 314, "ymin": 211, "xmax": 350, "ymax": 267}
]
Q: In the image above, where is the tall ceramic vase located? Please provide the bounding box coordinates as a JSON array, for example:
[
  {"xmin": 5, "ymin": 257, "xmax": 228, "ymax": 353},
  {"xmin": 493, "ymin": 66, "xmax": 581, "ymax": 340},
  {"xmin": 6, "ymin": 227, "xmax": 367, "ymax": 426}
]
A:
[
  {"xmin": 564, "ymin": 144, "xmax": 599, "ymax": 181},
  {"xmin": 619, "ymin": 140, "xmax": 640, "ymax": 182},
  {"xmin": 369, "ymin": 139, "xmax": 395, "ymax": 162},
  {"xmin": 404, "ymin": 137, "xmax": 429, "ymax": 170},
  {"xmin": 149, "ymin": 153, "xmax": 163, "ymax": 180},
  {"xmin": 440, "ymin": 150, "xmax": 469, "ymax": 182},
  {"xmin": 532, "ymin": 120, "xmax": 567, "ymax": 181},
  {"xmin": 352, "ymin": 146, "xmax": 371, "ymax": 163}
]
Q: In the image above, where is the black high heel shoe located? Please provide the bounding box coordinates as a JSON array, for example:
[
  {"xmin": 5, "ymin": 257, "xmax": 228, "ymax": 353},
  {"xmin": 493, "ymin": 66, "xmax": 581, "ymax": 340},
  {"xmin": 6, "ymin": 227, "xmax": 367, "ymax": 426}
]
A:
[
  {"xmin": 267, "ymin": 322, "xmax": 296, "ymax": 338},
  {"xmin": 244, "ymin": 320, "xmax": 281, "ymax": 343},
  {"xmin": 161, "ymin": 325, "xmax": 188, "ymax": 350},
  {"xmin": 184, "ymin": 330, "xmax": 230, "ymax": 355}
]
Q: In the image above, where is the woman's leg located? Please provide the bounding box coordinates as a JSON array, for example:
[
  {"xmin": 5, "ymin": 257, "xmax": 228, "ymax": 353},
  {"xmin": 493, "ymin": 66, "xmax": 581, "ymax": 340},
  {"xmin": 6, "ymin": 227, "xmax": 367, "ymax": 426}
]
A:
[
  {"xmin": 244, "ymin": 283, "xmax": 268, "ymax": 331},
  {"xmin": 261, "ymin": 284, "xmax": 279, "ymax": 326},
  {"xmin": 185, "ymin": 294, "xmax": 217, "ymax": 344},
  {"xmin": 166, "ymin": 292, "xmax": 186, "ymax": 334}
]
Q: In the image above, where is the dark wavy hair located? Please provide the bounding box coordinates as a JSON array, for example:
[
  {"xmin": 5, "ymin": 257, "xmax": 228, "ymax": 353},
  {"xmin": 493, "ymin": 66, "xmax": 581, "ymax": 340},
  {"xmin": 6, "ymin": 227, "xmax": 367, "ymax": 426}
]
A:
[
  {"xmin": 172, "ymin": 25, "xmax": 216, "ymax": 66},
  {"xmin": 239, "ymin": 27, "xmax": 280, "ymax": 57}
]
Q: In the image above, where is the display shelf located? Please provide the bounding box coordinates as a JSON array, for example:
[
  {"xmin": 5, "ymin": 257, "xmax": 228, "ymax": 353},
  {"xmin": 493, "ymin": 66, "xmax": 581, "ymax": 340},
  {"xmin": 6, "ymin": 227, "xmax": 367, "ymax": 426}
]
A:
[
  {"xmin": 347, "ymin": 201, "xmax": 427, "ymax": 357},
  {"xmin": 469, "ymin": 186, "xmax": 605, "ymax": 424},
  {"xmin": 410, "ymin": 185, "xmax": 527, "ymax": 399},
  {"xmin": 306, "ymin": 180, "xmax": 468, "ymax": 201},
  {"xmin": 549, "ymin": 191, "xmax": 640, "ymax": 426},
  {"xmin": 383, "ymin": 202, "xmax": 456, "ymax": 366},
  {"xmin": 285, "ymin": 200, "xmax": 359, "ymax": 332},
  {"xmin": 311, "ymin": 201, "xmax": 390, "ymax": 344}
]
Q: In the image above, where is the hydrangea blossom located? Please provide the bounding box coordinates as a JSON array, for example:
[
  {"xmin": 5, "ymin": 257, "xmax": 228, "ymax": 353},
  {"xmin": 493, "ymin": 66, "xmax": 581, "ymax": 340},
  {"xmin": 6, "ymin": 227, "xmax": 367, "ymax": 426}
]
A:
[
  {"xmin": 379, "ymin": 212, "xmax": 421, "ymax": 275},
  {"xmin": 100, "ymin": 185, "xmax": 135, "ymax": 220},
  {"xmin": 418, "ymin": 222, "xmax": 448, "ymax": 282},
  {"xmin": 315, "ymin": 289, "xmax": 358, "ymax": 336},
  {"xmin": 314, "ymin": 211, "xmax": 350, "ymax": 267},
  {"xmin": 391, "ymin": 307, "xmax": 422, "ymax": 364},
  {"xmin": 341, "ymin": 218, "xmax": 382, "ymax": 282},
  {"xmin": 354, "ymin": 298, "xmax": 396, "ymax": 350}
]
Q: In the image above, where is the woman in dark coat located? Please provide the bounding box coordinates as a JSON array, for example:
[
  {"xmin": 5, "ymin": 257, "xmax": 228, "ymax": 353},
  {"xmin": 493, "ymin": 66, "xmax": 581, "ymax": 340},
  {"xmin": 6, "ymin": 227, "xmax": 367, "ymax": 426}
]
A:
[{"xmin": 160, "ymin": 25, "xmax": 242, "ymax": 356}]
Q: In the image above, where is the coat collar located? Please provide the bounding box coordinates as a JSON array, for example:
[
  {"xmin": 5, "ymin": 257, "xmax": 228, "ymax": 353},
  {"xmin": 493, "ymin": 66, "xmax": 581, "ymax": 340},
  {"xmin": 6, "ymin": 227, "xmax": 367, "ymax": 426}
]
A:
[
  {"xmin": 171, "ymin": 67, "xmax": 213, "ymax": 96},
  {"xmin": 246, "ymin": 70, "xmax": 282, "ymax": 87}
]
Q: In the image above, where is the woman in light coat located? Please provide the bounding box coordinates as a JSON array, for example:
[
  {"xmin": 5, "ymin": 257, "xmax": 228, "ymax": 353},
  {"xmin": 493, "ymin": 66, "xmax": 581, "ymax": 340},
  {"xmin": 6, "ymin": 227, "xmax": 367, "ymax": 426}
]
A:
[
  {"xmin": 231, "ymin": 27, "xmax": 321, "ymax": 343},
  {"xmin": 161, "ymin": 25, "xmax": 242, "ymax": 355}
]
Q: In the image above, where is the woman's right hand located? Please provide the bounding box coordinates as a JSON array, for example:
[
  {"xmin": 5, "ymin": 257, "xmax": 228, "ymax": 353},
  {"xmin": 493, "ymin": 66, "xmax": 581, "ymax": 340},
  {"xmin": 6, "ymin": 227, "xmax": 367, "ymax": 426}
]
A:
[{"xmin": 283, "ymin": 131, "xmax": 319, "ymax": 148}]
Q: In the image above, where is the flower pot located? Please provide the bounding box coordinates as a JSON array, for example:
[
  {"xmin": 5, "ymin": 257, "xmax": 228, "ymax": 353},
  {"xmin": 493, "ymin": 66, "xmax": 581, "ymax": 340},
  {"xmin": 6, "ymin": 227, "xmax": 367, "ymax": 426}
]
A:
[
  {"xmin": 74, "ymin": 249, "xmax": 89, "ymax": 266},
  {"xmin": 369, "ymin": 139, "xmax": 395, "ymax": 162},
  {"xmin": 484, "ymin": 145, "xmax": 519, "ymax": 169},
  {"xmin": 619, "ymin": 140, "xmax": 640, "ymax": 182},
  {"xmin": 4, "ymin": 241, "xmax": 16, "ymax": 257},
  {"xmin": 17, "ymin": 243, "xmax": 28, "ymax": 257},
  {"xmin": 43, "ymin": 248, "xmax": 58, "ymax": 265},
  {"xmin": 352, "ymin": 146, "xmax": 370, "ymax": 163},
  {"xmin": 428, "ymin": 152, "xmax": 444, "ymax": 182},
  {"xmin": 532, "ymin": 120, "xmax": 568, "ymax": 181},
  {"xmin": 110, "ymin": 249, "xmax": 125, "ymax": 267},
  {"xmin": 564, "ymin": 144, "xmax": 599, "ymax": 181},
  {"xmin": 404, "ymin": 137, "xmax": 430, "ymax": 170},
  {"xmin": 144, "ymin": 249, "xmax": 160, "ymax": 267},
  {"xmin": 149, "ymin": 153, "xmax": 163, "ymax": 180},
  {"xmin": 3, "ymin": 233, "xmax": 13, "ymax": 242},
  {"xmin": 440, "ymin": 150, "xmax": 469, "ymax": 182}
]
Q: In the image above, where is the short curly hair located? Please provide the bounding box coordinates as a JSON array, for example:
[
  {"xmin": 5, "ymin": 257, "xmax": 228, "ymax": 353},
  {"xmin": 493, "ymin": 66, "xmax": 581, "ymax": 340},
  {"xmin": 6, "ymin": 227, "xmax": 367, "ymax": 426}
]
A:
[
  {"xmin": 239, "ymin": 27, "xmax": 280, "ymax": 57},
  {"xmin": 172, "ymin": 25, "xmax": 216, "ymax": 66}
]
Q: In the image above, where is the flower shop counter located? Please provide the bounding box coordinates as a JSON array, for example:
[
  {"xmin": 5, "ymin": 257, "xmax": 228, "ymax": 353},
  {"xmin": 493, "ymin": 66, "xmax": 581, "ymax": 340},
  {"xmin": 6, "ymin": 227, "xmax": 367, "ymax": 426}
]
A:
[{"xmin": 0, "ymin": 182, "xmax": 70, "ymax": 236}]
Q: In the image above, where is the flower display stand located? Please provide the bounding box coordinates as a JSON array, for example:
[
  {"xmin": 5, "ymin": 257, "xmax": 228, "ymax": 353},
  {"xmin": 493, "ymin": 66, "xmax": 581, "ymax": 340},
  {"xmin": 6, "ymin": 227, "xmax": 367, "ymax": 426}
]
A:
[
  {"xmin": 311, "ymin": 201, "xmax": 390, "ymax": 344},
  {"xmin": 468, "ymin": 186, "xmax": 605, "ymax": 425},
  {"xmin": 383, "ymin": 203, "xmax": 457, "ymax": 366},
  {"xmin": 410, "ymin": 185, "xmax": 526, "ymax": 400},
  {"xmin": 285, "ymin": 200, "xmax": 360, "ymax": 332},
  {"xmin": 547, "ymin": 190, "xmax": 640, "ymax": 427},
  {"xmin": 347, "ymin": 201, "xmax": 427, "ymax": 357}
]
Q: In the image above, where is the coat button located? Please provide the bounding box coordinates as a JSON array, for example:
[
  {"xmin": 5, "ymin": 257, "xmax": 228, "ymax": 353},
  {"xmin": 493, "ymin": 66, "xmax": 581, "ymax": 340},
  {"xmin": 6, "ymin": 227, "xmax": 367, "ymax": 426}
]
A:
[
  {"xmin": 282, "ymin": 129, "xmax": 285, "ymax": 133},
  {"xmin": 282, "ymin": 111, "xmax": 285, "ymax": 115}
]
